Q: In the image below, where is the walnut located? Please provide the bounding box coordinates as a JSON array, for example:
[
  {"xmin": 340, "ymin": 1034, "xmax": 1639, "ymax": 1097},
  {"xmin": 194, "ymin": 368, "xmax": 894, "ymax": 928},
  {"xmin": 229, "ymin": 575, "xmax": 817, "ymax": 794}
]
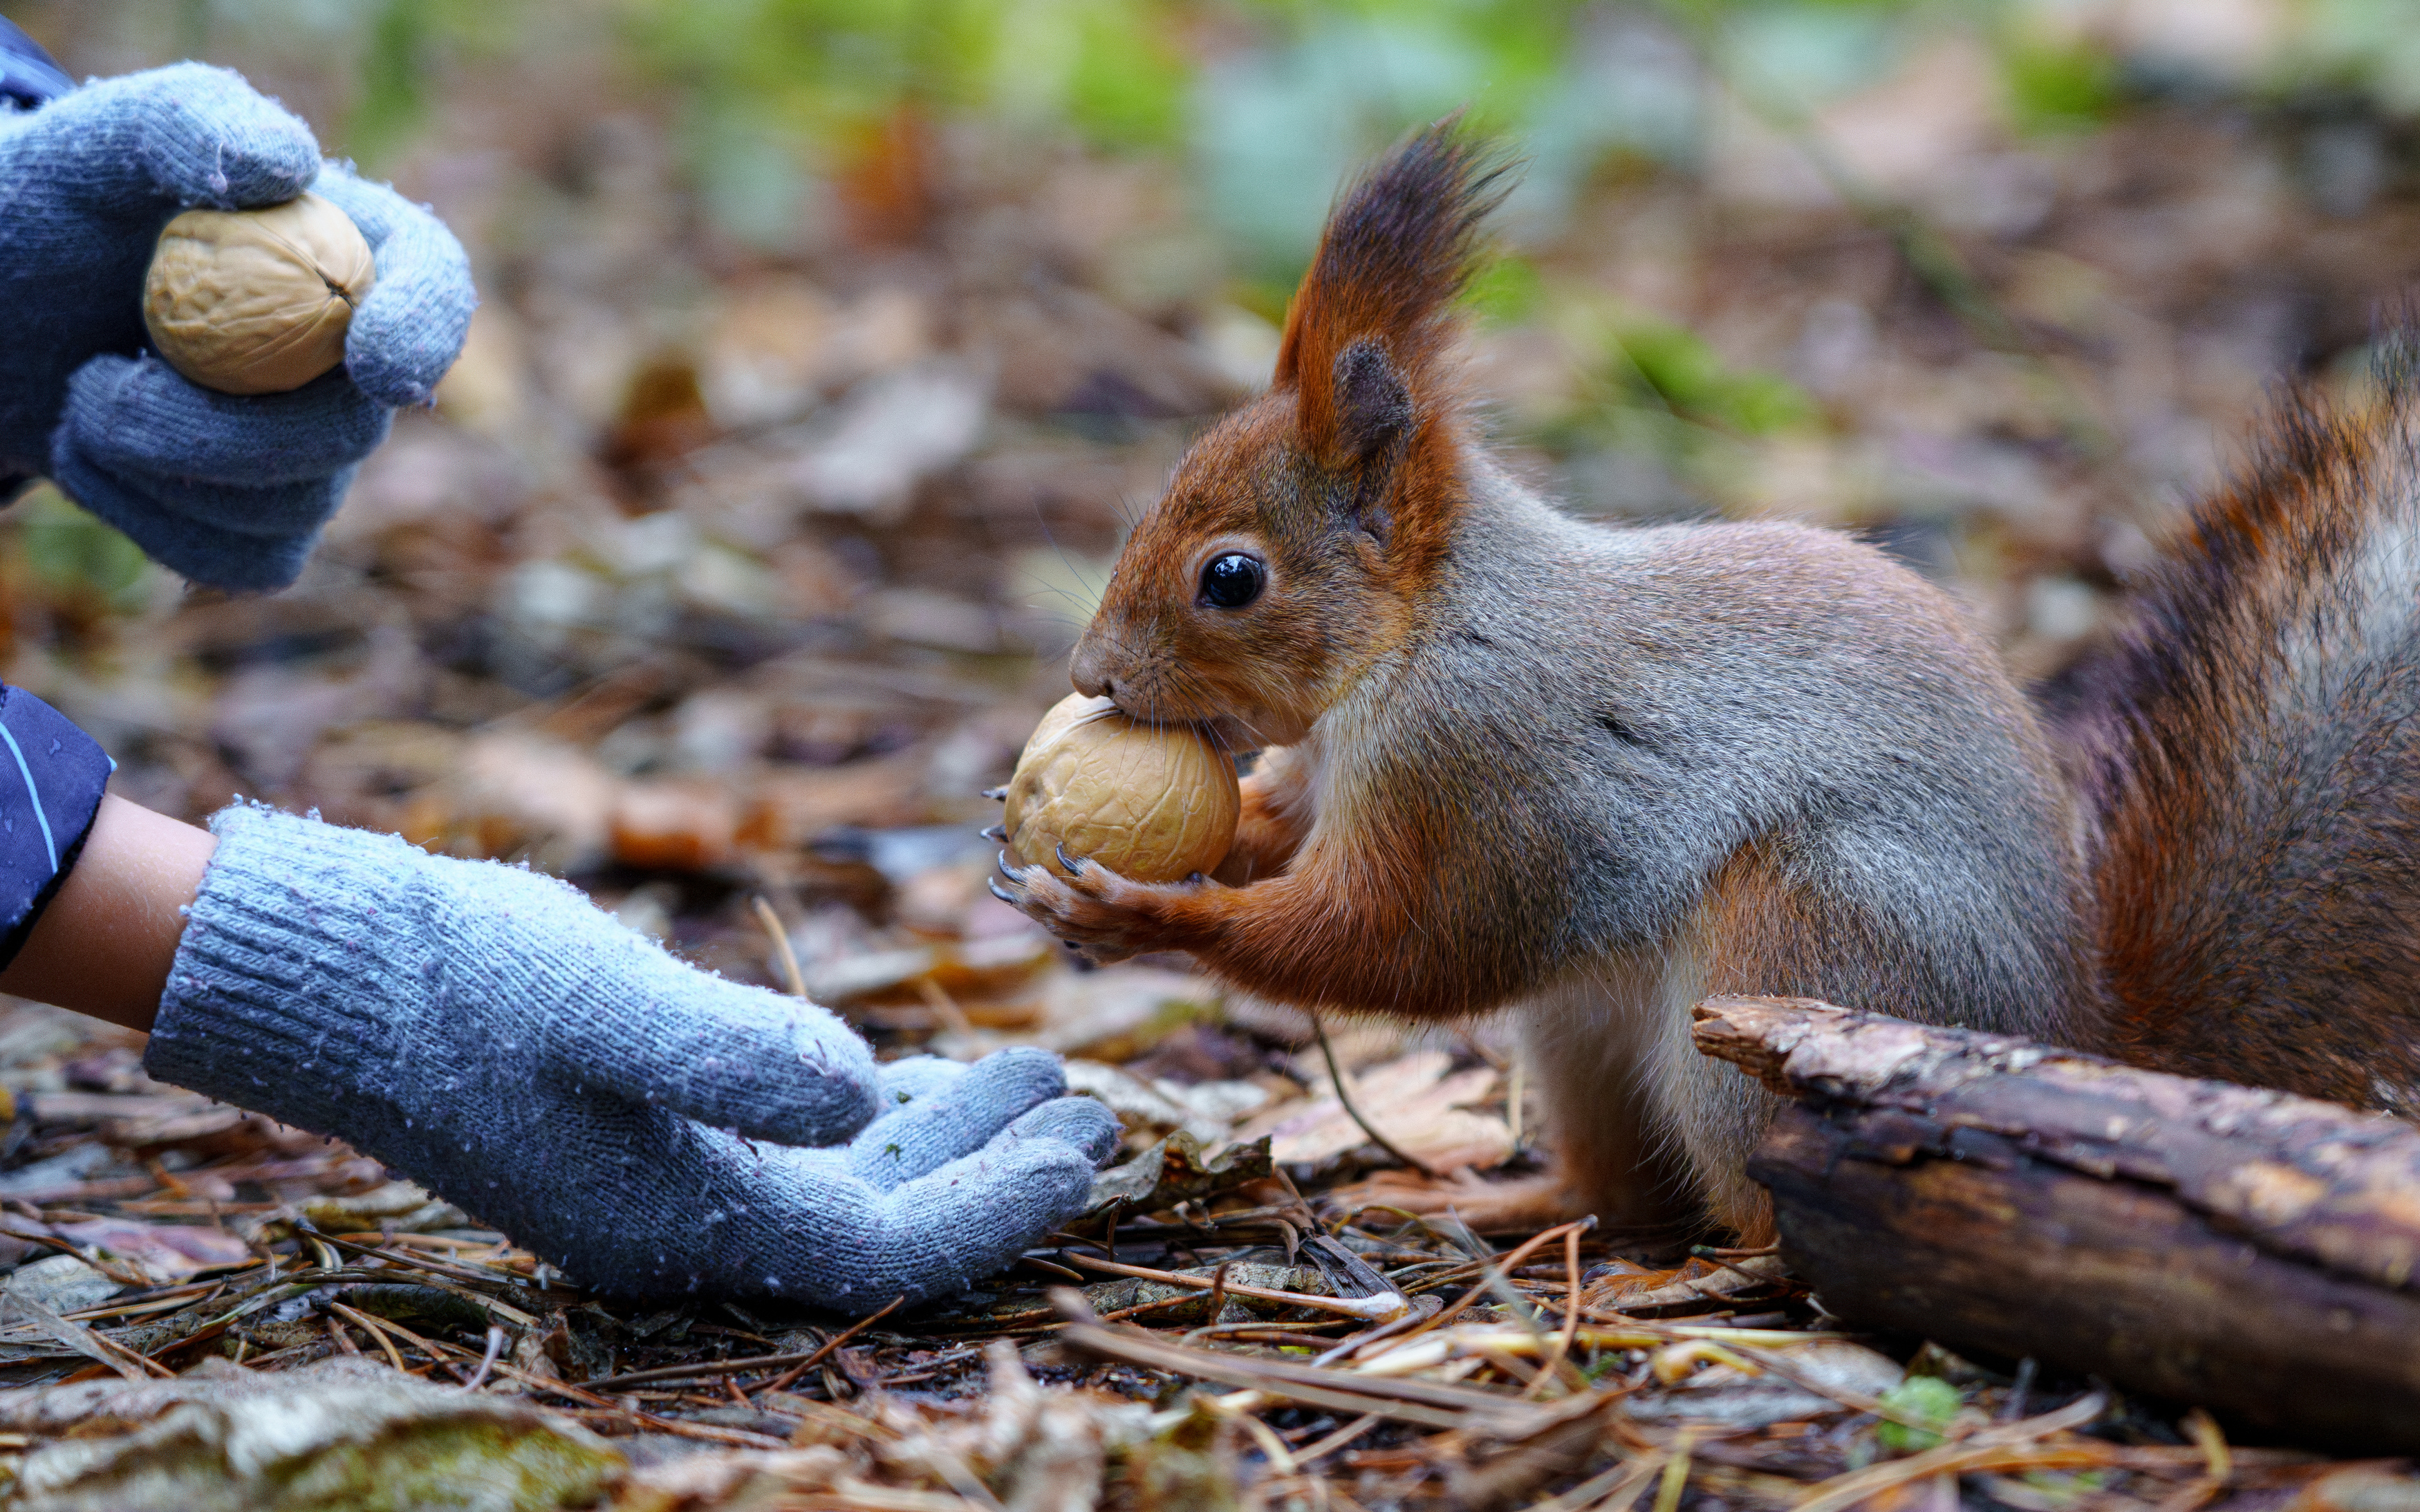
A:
[
  {"xmin": 1005, "ymin": 694, "xmax": 1238, "ymax": 883},
  {"xmin": 142, "ymin": 193, "xmax": 375, "ymax": 395}
]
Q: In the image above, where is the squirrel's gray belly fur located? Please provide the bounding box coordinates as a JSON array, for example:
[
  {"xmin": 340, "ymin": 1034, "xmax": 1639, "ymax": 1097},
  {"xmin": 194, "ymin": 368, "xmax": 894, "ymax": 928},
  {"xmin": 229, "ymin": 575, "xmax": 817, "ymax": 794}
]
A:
[{"xmin": 1413, "ymin": 476, "xmax": 2099, "ymax": 1031}]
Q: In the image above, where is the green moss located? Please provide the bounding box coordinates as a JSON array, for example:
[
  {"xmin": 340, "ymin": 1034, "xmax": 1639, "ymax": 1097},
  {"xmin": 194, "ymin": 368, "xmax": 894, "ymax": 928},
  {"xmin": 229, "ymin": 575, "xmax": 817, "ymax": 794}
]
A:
[
  {"xmin": 1876, "ymin": 1375, "xmax": 1965, "ymax": 1454},
  {"xmin": 47, "ymin": 1418, "xmax": 622, "ymax": 1512},
  {"xmin": 274, "ymin": 1420, "xmax": 622, "ymax": 1511}
]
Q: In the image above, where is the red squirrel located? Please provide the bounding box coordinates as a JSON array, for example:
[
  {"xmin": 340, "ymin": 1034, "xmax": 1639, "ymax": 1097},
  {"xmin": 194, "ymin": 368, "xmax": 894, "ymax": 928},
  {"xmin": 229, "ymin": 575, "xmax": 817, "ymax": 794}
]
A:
[{"xmin": 996, "ymin": 120, "xmax": 2420, "ymax": 1242}]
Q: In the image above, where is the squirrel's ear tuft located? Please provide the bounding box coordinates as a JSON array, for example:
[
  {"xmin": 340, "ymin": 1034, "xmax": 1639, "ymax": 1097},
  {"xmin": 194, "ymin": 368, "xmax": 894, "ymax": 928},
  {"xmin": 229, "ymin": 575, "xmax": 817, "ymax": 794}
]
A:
[{"xmin": 1276, "ymin": 116, "xmax": 1514, "ymax": 466}]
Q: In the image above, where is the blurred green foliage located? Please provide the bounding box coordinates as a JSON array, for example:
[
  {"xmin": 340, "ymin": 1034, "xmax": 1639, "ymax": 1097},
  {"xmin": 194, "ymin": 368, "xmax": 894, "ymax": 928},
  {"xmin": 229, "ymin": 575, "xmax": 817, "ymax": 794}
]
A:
[
  {"xmin": 1998, "ymin": 32, "xmax": 2122, "ymax": 133},
  {"xmin": 29, "ymin": 0, "xmax": 2420, "ymax": 522},
  {"xmin": 12, "ymin": 487, "xmax": 151, "ymax": 610},
  {"xmin": 348, "ymin": 0, "xmax": 438, "ymax": 167},
  {"xmin": 48, "ymin": 0, "xmax": 2420, "ymax": 272},
  {"xmin": 622, "ymin": 0, "xmax": 1191, "ymax": 147},
  {"xmin": 2295, "ymin": 0, "xmax": 2420, "ymax": 114},
  {"xmin": 1592, "ymin": 312, "xmax": 1817, "ymax": 438},
  {"xmin": 1462, "ymin": 254, "xmax": 1548, "ymax": 329},
  {"xmin": 1530, "ymin": 298, "xmax": 1819, "ymax": 510},
  {"xmin": 33, "ymin": 0, "xmax": 2420, "ymax": 256}
]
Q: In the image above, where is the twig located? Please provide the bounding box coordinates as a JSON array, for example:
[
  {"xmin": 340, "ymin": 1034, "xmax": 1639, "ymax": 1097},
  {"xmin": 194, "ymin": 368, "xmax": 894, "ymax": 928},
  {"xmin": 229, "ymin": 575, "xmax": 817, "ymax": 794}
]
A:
[
  {"xmin": 752, "ymin": 896, "xmax": 809, "ymax": 998},
  {"xmin": 752, "ymin": 1294, "xmax": 904, "ymax": 1399},
  {"xmin": 1292, "ymin": 1412, "xmax": 1381, "ymax": 1463},
  {"xmin": 916, "ymin": 977, "xmax": 974, "ymax": 1035},
  {"xmin": 1526, "ymin": 1222, "xmax": 1587, "ymax": 1398},
  {"xmin": 326, "ymin": 1302, "xmax": 412, "ymax": 1374},
  {"xmin": 1178, "ymin": 1262, "xmax": 1234, "ymax": 1345},
  {"xmin": 485, "ymin": 1361, "xmax": 796, "ymax": 1450},
  {"xmin": 331, "ymin": 1300, "xmax": 478, "ymax": 1382},
  {"xmin": 1055, "ymin": 1249, "xmax": 1409, "ymax": 1322},
  {"xmin": 1403, "ymin": 1219, "xmax": 1594, "ymax": 1340},
  {"xmin": 1312, "ymin": 1298, "xmax": 1441, "ymax": 1366},
  {"xmin": 1092, "ymin": 1285, "xmax": 1314, "ymax": 1329},
  {"xmin": 1057, "ymin": 1323, "xmax": 1479, "ymax": 1432},
  {"xmin": 566, "ymin": 1327, "xmax": 891, "ymax": 1397},
  {"xmin": 1653, "ymin": 1431, "xmax": 1700, "ymax": 1512},
  {"xmin": 1178, "ymin": 1325, "xmax": 1354, "ymax": 1348},
  {"xmin": 1052, "ymin": 1289, "xmax": 1556, "ymax": 1430},
  {"xmin": 1310, "ymin": 1011, "xmax": 1437, "ymax": 1178},
  {"xmin": 314, "ymin": 1233, "xmax": 555, "ymax": 1312},
  {"xmin": 1792, "ymin": 1395, "xmax": 2111, "ymax": 1512},
  {"xmin": 2000, "ymin": 1358, "xmax": 2038, "ymax": 1422},
  {"xmin": 0, "ymin": 1291, "xmax": 169, "ymax": 1381},
  {"xmin": 1532, "ymin": 1454, "xmax": 1664, "ymax": 1512},
  {"xmin": 1687, "ymin": 1245, "xmax": 1781, "ymax": 1287},
  {"xmin": 462, "ymin": 1324, "xmax": 509, "ymax": 1391}
]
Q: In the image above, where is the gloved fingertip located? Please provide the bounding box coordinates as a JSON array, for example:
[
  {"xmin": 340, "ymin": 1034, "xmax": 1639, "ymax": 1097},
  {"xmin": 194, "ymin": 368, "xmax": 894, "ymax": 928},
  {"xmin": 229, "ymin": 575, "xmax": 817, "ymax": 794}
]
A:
[
  {"xmin": 344, "ymin": 249, "xmax": 476, "ymax": 408},
  {"xmin": 109, "ymin": 63, "xmax": 321, "ymax": 209},
  {"xmin": 344, "ymin": 342, "xmax": 443, "ymax": 410},
  {"xmin": 964, "ymin": 1044, "xmax": 1070, "ymax": 1101},
  {"xmin": 1008, "ymin": 1096, "xmax": 1124, "ymax": 1166},
  {"xmin": 875, "ymin": 1055, "xmax": 965, "ymax": 1107}
]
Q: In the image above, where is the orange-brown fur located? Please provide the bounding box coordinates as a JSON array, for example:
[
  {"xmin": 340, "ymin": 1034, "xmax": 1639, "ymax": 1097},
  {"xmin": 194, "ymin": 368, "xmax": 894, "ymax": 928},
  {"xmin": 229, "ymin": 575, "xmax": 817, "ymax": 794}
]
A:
[{"xmin": 2054, "ymin": 379, "xmax": 2420, "ymax": 1112}]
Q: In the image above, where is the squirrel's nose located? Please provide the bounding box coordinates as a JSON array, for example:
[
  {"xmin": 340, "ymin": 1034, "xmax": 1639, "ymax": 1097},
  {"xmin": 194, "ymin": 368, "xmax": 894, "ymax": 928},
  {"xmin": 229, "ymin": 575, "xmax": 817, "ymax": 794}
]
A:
[{"xmin": 1068, "ymin": 636, "xmax": 1110, "ymax": 699}]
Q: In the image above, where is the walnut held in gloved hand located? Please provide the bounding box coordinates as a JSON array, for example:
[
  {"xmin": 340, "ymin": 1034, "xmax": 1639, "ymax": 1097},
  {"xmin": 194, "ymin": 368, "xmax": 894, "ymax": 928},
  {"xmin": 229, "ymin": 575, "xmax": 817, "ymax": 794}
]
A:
[
  {"xmin": 143, "ymin": 192, "xmax": 376, "ymax": 395},
  {"xmin": 0, "ymin": 60, "xmax": 474, "ymax": 589},
  {"xmin": 145, "ymin": 806, "xmax": 1121, "ymax": 1309}
]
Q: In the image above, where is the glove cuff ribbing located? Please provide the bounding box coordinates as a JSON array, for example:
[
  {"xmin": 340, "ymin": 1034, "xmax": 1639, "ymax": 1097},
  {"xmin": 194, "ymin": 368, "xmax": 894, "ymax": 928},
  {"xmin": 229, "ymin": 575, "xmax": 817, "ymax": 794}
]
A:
[{"xmin": 145, "ymin": 803, "xmax": 429, "ymax": 1140}]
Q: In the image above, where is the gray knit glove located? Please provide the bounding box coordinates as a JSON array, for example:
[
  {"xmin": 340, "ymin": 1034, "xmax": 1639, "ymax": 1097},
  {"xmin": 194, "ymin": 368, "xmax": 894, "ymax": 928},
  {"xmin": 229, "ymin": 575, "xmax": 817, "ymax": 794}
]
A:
[
  {"xmin": 144, "ymin": 805, "xmax": 1119, "ymax": 1309},
  {"xmin": 0, "ymin": 63, "xmax": 476, "ymax": 590}
]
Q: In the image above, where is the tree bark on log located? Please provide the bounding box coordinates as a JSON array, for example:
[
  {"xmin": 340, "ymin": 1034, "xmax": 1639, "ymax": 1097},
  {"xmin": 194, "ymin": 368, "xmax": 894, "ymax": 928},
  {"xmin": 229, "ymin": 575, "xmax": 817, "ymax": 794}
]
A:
[{"xmin": 1690, "ymin": 996, "xmax": 2420, "ymax": 1450}]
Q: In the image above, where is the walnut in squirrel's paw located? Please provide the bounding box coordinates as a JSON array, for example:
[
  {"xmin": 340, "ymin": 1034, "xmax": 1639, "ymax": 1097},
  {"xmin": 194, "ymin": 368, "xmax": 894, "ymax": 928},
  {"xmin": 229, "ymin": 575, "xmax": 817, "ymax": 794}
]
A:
[
  {"xmin": 1001, "ymin": 693, "xmax": 1238, "ymax": 882},
  {"xmin": 989, "ymin": 691, "xmax": 1236, "ymax": 960}
]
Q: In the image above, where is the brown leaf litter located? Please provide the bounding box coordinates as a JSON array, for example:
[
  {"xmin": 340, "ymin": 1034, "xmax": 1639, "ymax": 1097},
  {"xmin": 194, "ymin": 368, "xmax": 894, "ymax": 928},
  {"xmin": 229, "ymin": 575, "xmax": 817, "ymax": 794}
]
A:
[{"xmin": 0, "ymin": 991, "xmax": 2393, "ymax": 1509}]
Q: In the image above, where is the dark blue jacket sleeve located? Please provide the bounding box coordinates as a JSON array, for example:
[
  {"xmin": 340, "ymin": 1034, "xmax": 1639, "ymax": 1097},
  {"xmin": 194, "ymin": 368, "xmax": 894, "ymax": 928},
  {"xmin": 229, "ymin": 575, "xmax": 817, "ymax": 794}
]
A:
[
  {"xmin": 0, "ymin": 686, "xmax": 109, "ymax": 967},
  {"xmin": 0, "ymin": 19, "xmax": 73, "ymax": 113}
]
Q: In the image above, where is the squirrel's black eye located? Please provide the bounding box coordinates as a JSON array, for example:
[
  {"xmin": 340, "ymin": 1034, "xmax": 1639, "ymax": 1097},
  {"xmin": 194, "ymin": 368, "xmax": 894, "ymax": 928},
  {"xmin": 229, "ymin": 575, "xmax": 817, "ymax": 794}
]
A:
[{"xmin": 1199, "ymin": 552, "xmax": 1265, "ymax": 610}]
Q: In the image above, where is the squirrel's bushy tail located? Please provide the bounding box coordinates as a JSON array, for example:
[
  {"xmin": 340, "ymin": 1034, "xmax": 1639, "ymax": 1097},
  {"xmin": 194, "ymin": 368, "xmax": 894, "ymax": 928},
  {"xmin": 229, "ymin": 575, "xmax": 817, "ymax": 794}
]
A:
[{"xmin": 2052, "ymin": 339, "xmax": 2420, "ymax": 1111}]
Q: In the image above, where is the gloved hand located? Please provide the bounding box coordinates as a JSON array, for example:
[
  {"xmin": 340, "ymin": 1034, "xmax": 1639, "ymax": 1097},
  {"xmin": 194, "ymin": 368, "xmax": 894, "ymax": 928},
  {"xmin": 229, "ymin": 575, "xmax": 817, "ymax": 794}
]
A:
[
  {"xmin": 0, "ymin": 62, "xmax": 474, "ymax": 590},
  {"xmin": 143, "ymin": 805, "xmax": 1121, "ymax": 1309}
]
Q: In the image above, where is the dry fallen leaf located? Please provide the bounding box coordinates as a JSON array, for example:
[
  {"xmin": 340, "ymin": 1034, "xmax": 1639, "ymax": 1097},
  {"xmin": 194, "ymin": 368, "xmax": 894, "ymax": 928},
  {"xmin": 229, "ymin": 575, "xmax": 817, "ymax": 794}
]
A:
[{"xmin": 1233, "ymin": 1049, "xmax": 1514, "ymax": 1174}]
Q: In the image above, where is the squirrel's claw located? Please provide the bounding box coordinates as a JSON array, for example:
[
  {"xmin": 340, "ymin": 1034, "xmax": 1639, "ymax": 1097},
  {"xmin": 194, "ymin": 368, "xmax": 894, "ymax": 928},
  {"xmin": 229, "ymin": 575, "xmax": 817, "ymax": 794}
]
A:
[
  {"xmin": 980, "ymin": 786, "xmax": 1008, "ymax": 801},
  {"xmin": 979, "ymin": 823, "xmax": 1007, "ymax": 842},
  {"xmin": 987, "ymin": 840, "xmax": 1186, "ymax": 968}
]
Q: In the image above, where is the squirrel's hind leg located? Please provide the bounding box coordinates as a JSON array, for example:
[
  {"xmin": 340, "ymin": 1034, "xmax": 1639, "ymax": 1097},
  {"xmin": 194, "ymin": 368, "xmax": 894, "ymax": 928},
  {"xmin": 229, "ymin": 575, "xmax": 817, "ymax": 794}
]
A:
[{"xmin": 1520, "ymin": 966, "xmax": 1708, "ymax": 1244}]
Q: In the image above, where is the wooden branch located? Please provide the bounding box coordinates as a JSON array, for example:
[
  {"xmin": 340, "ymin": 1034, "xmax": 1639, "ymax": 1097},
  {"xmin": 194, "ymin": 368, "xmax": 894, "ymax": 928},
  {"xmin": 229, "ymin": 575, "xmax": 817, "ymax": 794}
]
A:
[{"xmin": 1691, "ymin": 996, "xmax": 2420, "ymax": 1450}]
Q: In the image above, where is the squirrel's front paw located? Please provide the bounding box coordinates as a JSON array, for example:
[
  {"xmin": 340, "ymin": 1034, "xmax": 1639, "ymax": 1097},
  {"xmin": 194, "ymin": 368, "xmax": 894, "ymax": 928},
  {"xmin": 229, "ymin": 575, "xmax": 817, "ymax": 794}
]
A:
[{"xmin": 991, "ymin": 850, "xmax": 1203, "ymax": 965}]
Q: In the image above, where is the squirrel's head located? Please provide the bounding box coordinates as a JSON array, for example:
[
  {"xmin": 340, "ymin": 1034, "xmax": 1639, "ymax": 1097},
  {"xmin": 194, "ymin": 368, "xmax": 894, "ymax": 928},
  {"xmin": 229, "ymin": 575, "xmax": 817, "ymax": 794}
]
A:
[{"xmin": 1069, "ymin": 120, "xmax": 1511, "ymax": 750}]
